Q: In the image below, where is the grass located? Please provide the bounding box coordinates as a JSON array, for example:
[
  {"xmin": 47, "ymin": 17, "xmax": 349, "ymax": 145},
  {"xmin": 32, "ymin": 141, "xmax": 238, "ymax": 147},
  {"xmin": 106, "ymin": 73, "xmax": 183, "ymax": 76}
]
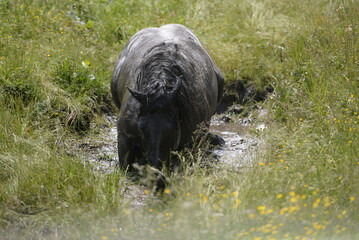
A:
[{"xmin": 0, "ymin": 0, "xmax": 358, "ymax": 239}]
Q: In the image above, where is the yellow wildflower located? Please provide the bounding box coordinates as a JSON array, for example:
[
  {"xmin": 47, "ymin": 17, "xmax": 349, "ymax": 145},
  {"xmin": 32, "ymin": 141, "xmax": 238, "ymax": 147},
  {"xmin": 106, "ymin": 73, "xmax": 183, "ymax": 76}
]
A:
[
  {"xmin": 199, "ymin": 195, "xmax": 208, "ymax": 204},
  {"xmin": 279, "ymin": 207, "xmax": 288, "ymax": 215},
  {"xmin": 232, "ymin": 191, "xmax": 239, "ymax": 198},
  {"xmin": 257, "ymin": 206, "xmax": 266, "ymax": 211},
  {"xmin": 313, "ymin": 198, "xmax": 321, "ymax": 208},
  {"xmin": 306, "ymin": 229, "xmax": 313, "ymax": 235},
  {"xmin": 288, "ymin": 205, "xmax": 300, "ymax": 213},
  {"xmin": 313, "ymin": 222, "xmax": 325, "ymax": 230},
  {"xmin": 337, "ymin": 210, "xmax": 347, "ymax": 219},
  {"xmin": 248, "ymin": 213, "xmax": 255, "ymax": 219},
  {"xmin": 324, "ymin": 197, "xmax": 331, "ymax": 207},
  {"xmin": 233, "ymin": 198, "xmax": 241, "ymax": 208}
]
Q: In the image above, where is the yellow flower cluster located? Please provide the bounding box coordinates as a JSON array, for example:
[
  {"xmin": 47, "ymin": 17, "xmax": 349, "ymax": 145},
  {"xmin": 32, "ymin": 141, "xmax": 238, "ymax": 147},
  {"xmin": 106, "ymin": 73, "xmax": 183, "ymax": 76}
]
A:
[{"xmin": 257, "ymin": 205, "xmax": 274, "ymax": 215}]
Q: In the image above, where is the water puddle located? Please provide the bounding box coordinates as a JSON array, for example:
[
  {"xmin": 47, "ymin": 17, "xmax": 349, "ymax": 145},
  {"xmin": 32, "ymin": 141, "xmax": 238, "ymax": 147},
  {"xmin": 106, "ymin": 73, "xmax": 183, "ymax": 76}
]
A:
[
  {"xmin": 76, "ymin": 115, "xmax": 118, "ymax": 173},
  {"xmin": 210, "ymin": 115, "xmax": 259, "ymax": 168},
  {"xmin": 77, "ymin": 113, "xmax": 261, "ymax": 172},
  {"xmin": 72, "ymin": 112, "xmax": 263, "ymax": 205}
]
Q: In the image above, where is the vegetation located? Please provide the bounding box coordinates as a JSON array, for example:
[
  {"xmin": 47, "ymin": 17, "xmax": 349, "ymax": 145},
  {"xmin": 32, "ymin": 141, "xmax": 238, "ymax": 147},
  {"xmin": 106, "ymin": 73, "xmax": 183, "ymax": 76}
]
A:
[{"xmin": 0, "ymin": 0, "xmax": 358, "ymax": 239}]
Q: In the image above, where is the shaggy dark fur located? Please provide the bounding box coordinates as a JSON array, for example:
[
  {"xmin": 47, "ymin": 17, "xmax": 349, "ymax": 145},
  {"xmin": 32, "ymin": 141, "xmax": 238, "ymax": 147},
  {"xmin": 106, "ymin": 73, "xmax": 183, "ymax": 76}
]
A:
[{"xmin": 111, "ymin": 24, "xmax": 224, "ymax": 173}]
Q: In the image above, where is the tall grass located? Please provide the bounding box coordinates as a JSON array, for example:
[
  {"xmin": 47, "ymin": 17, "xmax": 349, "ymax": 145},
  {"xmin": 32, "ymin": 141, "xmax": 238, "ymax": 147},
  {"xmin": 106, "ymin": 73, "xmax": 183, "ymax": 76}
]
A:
[{"xmin": 0, "ymin": 0, "xmax": 358, "ymax": 239}]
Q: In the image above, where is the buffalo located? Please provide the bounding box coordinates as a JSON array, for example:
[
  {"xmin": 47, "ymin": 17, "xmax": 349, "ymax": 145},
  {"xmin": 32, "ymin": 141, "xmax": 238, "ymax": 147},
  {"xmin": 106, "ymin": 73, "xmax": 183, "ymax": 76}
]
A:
[{"xmin": 111, "ymin": 24, "xmax": 224, "ymax": 173}]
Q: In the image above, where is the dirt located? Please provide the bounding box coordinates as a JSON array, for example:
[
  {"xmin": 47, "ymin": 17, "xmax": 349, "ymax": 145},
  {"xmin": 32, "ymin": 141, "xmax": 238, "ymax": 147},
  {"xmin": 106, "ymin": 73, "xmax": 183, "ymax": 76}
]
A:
[
  {"xmin": 71, "ymin": 105, "xmax": 267, "ymax": 207},
  {"xmin": 76, "ymin": 106, "xmax": 265, "ymax": 171},
  {"xmin": 210, "ymin": 112, "xmax": 261, "ymax": 169},
  {"xmin": 72, "ymin": 81, "xmax": 271, "ymax": 205}
]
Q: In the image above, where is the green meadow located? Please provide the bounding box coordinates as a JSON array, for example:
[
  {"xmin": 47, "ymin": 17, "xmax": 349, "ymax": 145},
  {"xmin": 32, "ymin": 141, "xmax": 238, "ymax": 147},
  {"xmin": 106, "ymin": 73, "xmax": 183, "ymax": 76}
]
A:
[{"xmin": 0, "ymin": 0, "xmax": 358, "ymax": 239}]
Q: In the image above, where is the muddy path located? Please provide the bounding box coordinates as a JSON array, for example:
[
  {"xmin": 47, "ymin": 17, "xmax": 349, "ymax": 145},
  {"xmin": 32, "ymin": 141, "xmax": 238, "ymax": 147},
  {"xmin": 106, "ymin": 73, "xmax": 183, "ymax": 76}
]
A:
[
  {"xmin": 71, "ymin": 103, "xmax": 267, "ymax": 206},
  {"xmin": 68, "ymin": 78, "xmax": 272, "ymax": 205},
  {"xmin": 75, "ymin": 78, "xmax": 272, "ymax": 174},
  {"xmin": 76, "ymin": 106, "xmax": 265, "ymax": 173},
  {"xmin": 209, "ymin": 112, "xmax": 262, "ymax": 168}
]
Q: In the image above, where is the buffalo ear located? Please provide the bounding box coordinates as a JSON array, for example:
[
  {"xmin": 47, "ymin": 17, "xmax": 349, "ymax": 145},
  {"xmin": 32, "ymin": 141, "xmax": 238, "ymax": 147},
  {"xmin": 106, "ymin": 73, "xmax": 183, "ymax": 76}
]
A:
[{"xmin": 127, "ymin": 87, "xmax": 147, "ymax": 104}]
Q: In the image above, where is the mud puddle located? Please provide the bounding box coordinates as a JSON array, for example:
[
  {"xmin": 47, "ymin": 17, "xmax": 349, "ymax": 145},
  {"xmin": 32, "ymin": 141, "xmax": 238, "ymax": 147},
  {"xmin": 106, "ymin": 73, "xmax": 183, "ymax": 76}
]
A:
[
  {"xmin": 77, "ymin": 113, "xmax": 261, "ymax": 171},
  {"xmin": 75, "ymin": 115, "xmax": 118, "ymax": 173},
  {"xmin": 210, "ymin": 114, "xmax": 259, "ymax": 168},
  {"xmin": 73, "ymin": 108, "xmax": 265, "ymax": 206}
]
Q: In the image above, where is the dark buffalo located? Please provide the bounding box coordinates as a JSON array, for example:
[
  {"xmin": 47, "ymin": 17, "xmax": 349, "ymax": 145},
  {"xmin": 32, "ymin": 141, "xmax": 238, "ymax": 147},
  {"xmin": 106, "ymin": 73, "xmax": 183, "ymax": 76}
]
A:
[{"xmin": 111, "ymin": 24, "xmax": 224, "ymax": 172}]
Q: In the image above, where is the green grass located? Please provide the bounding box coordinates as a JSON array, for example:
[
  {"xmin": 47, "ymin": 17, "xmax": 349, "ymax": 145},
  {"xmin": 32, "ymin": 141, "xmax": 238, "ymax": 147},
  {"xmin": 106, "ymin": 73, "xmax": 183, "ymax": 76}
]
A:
[{"xmin": 1, "ymin": 0, "xmax": 358, "ymax": 239}]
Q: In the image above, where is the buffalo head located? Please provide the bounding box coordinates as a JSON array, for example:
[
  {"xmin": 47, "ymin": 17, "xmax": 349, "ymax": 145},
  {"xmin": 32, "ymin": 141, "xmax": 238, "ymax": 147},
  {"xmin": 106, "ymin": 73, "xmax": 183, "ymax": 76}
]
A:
[{"xmin": 127, "ymin": 77, "xmax": 182, "ymax": 170}]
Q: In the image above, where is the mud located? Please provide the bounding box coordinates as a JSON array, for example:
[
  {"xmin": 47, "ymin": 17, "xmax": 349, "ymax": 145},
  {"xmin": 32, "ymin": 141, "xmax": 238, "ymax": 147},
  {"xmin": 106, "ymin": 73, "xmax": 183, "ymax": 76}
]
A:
[
  {"xmin": 76, "ymin": 104, "xmax": 266, "ymax": 171},
  {"xmin": 68, "ymin": 76, "xmax": 273, "ymax": 206},
  {"xmin": 76, "ymin": 115, "xmax": 118, "ymax": 173},
  {"xmin": 71, "ymin": 105, "xmax": 266, "ymax": 205},
  {"xmin": 74, "ymin": 75, "xmax": 273, "ymax": 173},
  {"xmin": 210, "ymin": 114, "xmax": 259, "ymax": 168}
]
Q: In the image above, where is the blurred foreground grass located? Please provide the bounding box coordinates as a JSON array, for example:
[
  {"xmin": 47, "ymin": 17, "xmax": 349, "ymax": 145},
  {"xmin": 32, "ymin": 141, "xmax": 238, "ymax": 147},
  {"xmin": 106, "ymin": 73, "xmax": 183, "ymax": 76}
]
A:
[{"xmin": 0, "ymin": 0, "xmax": 358, "ymax": 239}]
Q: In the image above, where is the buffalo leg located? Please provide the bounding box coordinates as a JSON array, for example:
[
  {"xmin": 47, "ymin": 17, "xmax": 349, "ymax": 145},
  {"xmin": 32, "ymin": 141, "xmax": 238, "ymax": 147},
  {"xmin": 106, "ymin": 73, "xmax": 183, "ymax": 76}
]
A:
[{"xmin": 117, "ymin": 132, "xmax": 135, "ymax": 171}]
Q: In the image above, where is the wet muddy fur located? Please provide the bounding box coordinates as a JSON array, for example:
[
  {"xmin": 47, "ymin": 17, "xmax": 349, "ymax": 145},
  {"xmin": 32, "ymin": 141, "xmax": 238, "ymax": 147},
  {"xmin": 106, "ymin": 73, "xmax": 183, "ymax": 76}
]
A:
[{"xmin": 111, "ymin": 24, "xmax": 224, "ymax": 189}]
